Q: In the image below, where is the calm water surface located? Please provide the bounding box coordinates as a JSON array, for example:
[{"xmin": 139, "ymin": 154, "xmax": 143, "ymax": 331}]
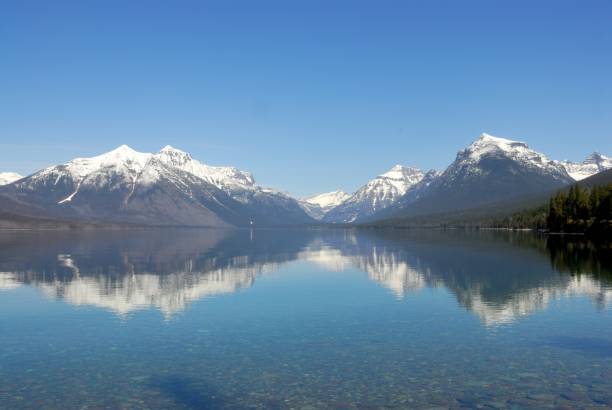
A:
[{"xmin": 0, "ymin": 229, "xmax": 611, "ymax": 409}]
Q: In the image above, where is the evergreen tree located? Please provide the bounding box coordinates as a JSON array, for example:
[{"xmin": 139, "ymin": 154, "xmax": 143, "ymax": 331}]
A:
[{"xmin": 546, "ymin": 183, "xmax": 612, "ymax": 236}]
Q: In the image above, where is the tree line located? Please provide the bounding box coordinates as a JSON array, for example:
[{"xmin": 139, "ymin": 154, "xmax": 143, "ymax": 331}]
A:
[
  {"xmin": 483, "ymin": 183, "xmax": 611, "ymax": 236},
  {"xmin": 547, "ymin": 183, "xmax": 612, "ymax": 235}
]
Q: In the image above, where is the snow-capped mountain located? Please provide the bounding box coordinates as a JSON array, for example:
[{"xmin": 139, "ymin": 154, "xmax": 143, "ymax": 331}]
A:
[
  {"xmin": 0, "ymin": 172, "xmax": 23, "ymax": 186},
  {"xmin": 561, "ymin": 152, "xmax": 612, "ymax": 181},
  {"xmin": 452, "ymin": 133, "xmax": 572, "ymax": 181},
  {"xmin": 156, "ymin": 145, "xmax": 256, "ymax": 195},
  {"xmin": 324, "ymin": 165, "xmax": 427, "ymax": 223},
  {"xmin": 1, "ymin": 133, "xmax": 609, "ymax": 227},
  {"xmin": 390, "ymin": 169, "xmax": 442, "ymax": 209},
  {"xmin": 300, "ymin": 190, "xmax": 350, "ymax": 220},
  {"xmin": 304, "ymin": 190, "xmax": 350, "ymax": 209},
  {"xmin": 377, "ymin": 133, "xmax": 575, "ymax": 220},
  {"xmin": 442, "ymin": 133, "xmax": 573, "ymax": 185},
  {"xmin": 0, "ymin": 145, "xmax": 312, "ymax": 227}
]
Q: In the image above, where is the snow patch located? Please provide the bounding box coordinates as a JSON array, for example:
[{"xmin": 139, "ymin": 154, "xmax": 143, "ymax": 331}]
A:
[
  {"xmin": 0, "ymin": 172, "xmax": 23, "ymax": 186},
  {"xmin": 325, "ymin": 165, "xmax": 427, "ymax": 222},
  {"xmin": 561, "ymin": 152, "xmax": 612, "ymax": 181},
  {"xmin": 303, "ymin": 190, "xmax": 350, "ymax": 208}
]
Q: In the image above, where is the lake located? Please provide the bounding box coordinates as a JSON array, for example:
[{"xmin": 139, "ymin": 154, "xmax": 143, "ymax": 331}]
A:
[{"xmin": 0, "ymin": 229, "xmax": 611, "ymax": 409}]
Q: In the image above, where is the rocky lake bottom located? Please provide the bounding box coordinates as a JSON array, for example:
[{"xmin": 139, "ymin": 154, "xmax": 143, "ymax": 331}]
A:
[{"xmin": 0, "ymin": 229, "xmax": 611, "ymax": 409}]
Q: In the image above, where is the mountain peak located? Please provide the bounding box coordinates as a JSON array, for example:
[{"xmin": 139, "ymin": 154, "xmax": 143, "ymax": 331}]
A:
[
  {"xmin": 461, "ymin": 133, "xmax": 532, "ymax": 163},
  {"xmin": 0, "ymin": 172, "xmax": 23, "ymax": 186},
  {"xmin": 478, "ymin": 132, "xmax": 498, "ymax": 140},
  {"xmin": 108, "ymin": 144, "xmax": 138, "ymax": 155},
  {"xmin": 562, "ymin": 151, "xmax": 612, "ymax": 180},
  {"xmin": 303, "ymin": 190, "xmax": 350, "ymax": 208},
  {"xmin": 94, "ymin": 144, "xmax": 151, "ymax": 164},
  {"xmin": 157, "ymin": 145, "xmax": 193, "ymax": 167},
  {"xmin": 584, "ymin": 152, "xmax": 609, "ymax": 164},
  {"xmin": 97, "ymin": 144, "xmax": 152, "ymax": 167},
  {"xmin": 475, "ymin": 133, "xmax": 524, "ymax": 146},
  {"xmin": 3, "ymin": 144, "xmax": 312, "ymax": 227},
  {"xmin": 324, "ymin": 164, "xmax": 428, "ymax": 223},
  {"xmin": 380, "ymin": 165, "xmax": 423, "ymax": 180},
  {"xmin": 159, "ymin": 145, "xmax": 186, "ymax": 154}
]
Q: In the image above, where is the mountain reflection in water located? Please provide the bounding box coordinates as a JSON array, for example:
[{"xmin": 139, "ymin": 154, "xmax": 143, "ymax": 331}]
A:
[{"xmin": 0, "ymin": 229, "xmax": 610, "ymax": 325}]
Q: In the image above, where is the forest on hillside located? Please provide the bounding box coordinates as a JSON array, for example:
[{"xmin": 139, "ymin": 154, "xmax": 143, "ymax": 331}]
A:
[
  {"xmin": 547, "ymin": 184, "xmax": 612, "ymax": 235},
  {"xmin": 489, "ymin": 184, "xmax": 612, "ymax": 236}
]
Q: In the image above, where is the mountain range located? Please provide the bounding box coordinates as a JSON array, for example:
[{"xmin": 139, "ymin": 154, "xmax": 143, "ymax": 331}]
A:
[
  {"xmin": 367, "ymin": 134, "xmax": 581, "ymax": 223},
  {"xmin": 318, "ymin": 133, "xmax": 611, "ymax": 223},
  {"xmin": 323, "ymin": 165, "xmax": 430, "ymax": 223},
  {"xmin": 0, "ymin": 145, "xmax": 312, "ymax": 227},
  {"xmin": 300, "ymin": 190, "xmax": 350, "ymax": 220},
  {"xmin": 0, "ymin": 133, "xmax": 610, "ymax": 227}
]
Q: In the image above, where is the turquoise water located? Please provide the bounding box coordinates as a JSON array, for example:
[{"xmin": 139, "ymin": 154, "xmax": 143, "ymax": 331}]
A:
[{"xmin": 0, "ymin": 229, "xmax": 611, "ymax": 409}]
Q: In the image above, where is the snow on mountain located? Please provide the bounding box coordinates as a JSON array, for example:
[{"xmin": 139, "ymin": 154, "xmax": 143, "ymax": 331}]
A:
[
  {"xmin": 157, "ymin": 145, "xmax": 255, "ymax": 191},
  {"xmin": 1, "ymin": 145, "xmax": 312, "ymax": 227},
  {"xmin": 442, "ymin": 133, "xmax": 610, "ymax": 186},
  {"xmin": 300, "ymin": 190, "xmax": 350, "ymax": 220},
  {"xmin": 323, "ymin": 133, "xmax": 610, "ymax": 224},
  {"xmin": 324, "ymin": 165, "xmax": 426, "ymax": 223},
  {"xmin": 0, "ymin": 172, "xmax": 23, "ymax": 186},
  {"xmin": 30, "ymin": 145, "xmax": 256, "ymax": 201},
  {"xmin": 438, "ymin": 133, "xmax": 573, "ymax": 186},
  {"xmin": 3, "ymin": 134, "xmax": 608, "ymax": 227},
  {"xmin": 561, "ymin": 152, "xmax": 612, "ymax": 181},
  {"xmin": 304, "ymin": 190, "xmax": 350, "ymax": 209},
  {"xmin": 391, "ymin": 169, "xmax": 441, "ymax": 207},
  {"xmin": 376, "ymin": 133, "xmax": 576, "ymax": 221},
  {"xmin": 457, "ymin": 133, "xmax": 571, "ymax": 179}
]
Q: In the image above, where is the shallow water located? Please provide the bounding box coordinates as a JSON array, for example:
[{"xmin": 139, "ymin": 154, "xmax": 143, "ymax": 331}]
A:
[{"xmin": 0, "ymin": 229, "xmax": 611, "ymax": 409}]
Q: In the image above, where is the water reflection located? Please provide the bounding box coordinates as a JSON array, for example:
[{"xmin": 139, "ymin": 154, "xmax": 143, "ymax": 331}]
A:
[{"xmin": 0, "ymin": 229, "xmax": 610, "ymax": 325}]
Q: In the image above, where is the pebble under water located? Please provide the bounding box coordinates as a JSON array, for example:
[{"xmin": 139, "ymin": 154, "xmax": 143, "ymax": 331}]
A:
[{"xmin": 0, "ymin": 229, "xmax": 611, "ymax": 409}]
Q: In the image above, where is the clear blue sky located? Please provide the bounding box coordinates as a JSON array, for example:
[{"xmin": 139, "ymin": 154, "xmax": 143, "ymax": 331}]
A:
[{"xmin": 1, "ymin": 0, "xmax": 611, "ymax": 197}]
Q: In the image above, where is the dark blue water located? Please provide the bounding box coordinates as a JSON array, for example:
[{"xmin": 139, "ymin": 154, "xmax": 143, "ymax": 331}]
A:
[{"xmin": 0, "ymin": 229, "xmax": 611, "ymax": 409}]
